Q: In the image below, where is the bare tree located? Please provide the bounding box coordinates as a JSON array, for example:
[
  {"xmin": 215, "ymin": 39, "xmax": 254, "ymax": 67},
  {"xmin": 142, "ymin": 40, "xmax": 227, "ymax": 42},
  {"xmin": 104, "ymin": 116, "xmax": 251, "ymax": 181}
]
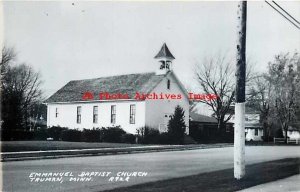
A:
[
  {"xmin": 2, "ymin": 49, "xmax": 43, "ymax": 138},
  {"xmin": 247, "ymin": 75, "xmax": 276, "ymax": 141},
  {"xmin": 194, "ymin": 55, "xmax": 235, "ymax": 130},
  {"xmin": 1, "ymin": 47, "xmax": 16, "ymax": 129},
  {"xmin": 5, "ymin": 64, "xmax": 42, "ymax": 108},
  {"xmin": 1, "ymin": 47, "xmax": 16, "ymax": 77},
  {"xmin": 193, "ymin": 54, "xmax": 254, "ymax": 131},
  {"xmin": 267, "ymin": 52, "xmax": 300, "ymax": 143}
]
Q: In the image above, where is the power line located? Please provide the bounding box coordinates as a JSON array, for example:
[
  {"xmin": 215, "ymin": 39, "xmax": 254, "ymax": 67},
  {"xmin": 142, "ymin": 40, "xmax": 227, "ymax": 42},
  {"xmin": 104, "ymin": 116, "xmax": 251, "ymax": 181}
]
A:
[
  {"xmin": 272, "ymin": 1, "xmax": 300, "ymax": 25},
  {"xmin": 265, "ymin": 1, "xmax": 300, "ymax": 29},
  {"xmin": 265, "ymin": 1, "xmax": 300, "ymax": 30}
]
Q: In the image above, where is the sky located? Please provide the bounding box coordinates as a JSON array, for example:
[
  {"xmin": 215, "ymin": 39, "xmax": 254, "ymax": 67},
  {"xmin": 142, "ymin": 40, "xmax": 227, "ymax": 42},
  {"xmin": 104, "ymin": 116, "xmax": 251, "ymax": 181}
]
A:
[{"xmin": 3, "ymin": 1, "xmax": 300, "ymax": 98}]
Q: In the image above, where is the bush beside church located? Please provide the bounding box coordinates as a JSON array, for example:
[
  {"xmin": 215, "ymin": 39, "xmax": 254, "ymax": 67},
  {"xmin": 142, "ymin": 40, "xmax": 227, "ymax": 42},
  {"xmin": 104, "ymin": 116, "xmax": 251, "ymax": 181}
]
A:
[{"xmin": 5, "ymin": 125, "xmax": 186, "ymax": 145}]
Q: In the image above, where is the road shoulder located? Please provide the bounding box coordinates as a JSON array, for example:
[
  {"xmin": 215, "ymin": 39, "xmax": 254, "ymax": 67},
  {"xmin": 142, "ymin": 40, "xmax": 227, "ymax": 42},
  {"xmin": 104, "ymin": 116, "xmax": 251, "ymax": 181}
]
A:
[
  {"xmin": 1, "ymin": 143, "xmax": 232, "ymax": 162},
  {"xmin": 102, "ymin": 158, "xmax": 300, "ymax": 192}
]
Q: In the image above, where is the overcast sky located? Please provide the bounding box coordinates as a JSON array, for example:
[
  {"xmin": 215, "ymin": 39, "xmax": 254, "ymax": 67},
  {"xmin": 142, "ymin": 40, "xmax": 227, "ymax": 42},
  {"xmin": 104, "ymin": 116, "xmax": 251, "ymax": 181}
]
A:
[{"xmin": 3, "ymin": 1, "xmax": 300, "ymax": 98}]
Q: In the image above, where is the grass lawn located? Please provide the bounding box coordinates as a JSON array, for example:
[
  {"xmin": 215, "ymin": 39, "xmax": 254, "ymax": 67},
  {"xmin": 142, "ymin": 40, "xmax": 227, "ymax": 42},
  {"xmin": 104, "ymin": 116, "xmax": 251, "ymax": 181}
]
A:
[
  {"xmin": 104, "ymin": 158, "xmax": 300, "ymax": 192},
  {"xmin": 0, "ymin": 141, "xmax": 142, "ymax": 152}
]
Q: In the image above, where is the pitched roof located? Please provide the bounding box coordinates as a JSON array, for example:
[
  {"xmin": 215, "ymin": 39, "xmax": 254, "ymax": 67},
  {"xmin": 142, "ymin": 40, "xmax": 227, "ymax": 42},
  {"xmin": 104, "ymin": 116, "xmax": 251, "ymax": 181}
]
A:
[
  {"xmin": 226, "ymin": 105, "xmax": 260, "ymax": 115},
  {"xmin": 189, "ymin": 112, "xmax": 218, "ymax": 123},
  {"xmin": 154, "ymin": 43, "xmax": 175, "ymax": 60},
  {"xmin": 45, "ymin": 72, "xmax": 165, "ymax": 103},
  {"xmin": 245, "ymin": 122, "xmax": 262, "ymax": 128}
]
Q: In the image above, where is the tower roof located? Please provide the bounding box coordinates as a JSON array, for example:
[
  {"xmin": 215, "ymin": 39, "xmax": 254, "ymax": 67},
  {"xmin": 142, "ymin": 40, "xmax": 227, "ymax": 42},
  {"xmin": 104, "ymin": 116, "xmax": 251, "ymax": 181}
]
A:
[{"xmin": 154, "ymin": 43, "xmax": 175, "ymax": 60}]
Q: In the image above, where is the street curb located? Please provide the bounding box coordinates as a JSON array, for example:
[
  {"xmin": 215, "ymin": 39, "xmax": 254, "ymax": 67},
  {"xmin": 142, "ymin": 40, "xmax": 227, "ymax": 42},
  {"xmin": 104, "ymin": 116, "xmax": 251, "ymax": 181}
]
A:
[{"xmin": 1, "ymin": 144, "xmax": 233, "ymax": 162}]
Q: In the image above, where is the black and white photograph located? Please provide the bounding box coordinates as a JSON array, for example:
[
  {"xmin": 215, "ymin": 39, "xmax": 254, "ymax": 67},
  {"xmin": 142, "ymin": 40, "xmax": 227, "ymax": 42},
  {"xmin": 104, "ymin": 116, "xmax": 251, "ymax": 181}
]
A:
[{"xmin": 0, "ymin": 1, "xmax": 300, "ymax": 192}]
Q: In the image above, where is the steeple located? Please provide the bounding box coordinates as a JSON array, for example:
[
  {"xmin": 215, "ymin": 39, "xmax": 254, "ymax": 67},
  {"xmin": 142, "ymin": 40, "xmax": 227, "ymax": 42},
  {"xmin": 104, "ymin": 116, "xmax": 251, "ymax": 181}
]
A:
[{"xmin": 154, "ymin": 43, "xmax": 175, "ymax": 75}]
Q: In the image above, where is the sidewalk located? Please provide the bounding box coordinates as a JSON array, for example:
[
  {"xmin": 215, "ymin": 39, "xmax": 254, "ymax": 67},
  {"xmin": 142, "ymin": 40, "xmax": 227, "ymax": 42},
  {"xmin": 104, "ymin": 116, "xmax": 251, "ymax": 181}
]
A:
[
  {"xmin": 0, "ymin": 143, "xmax": 232, "ymax": 162},
  {"xmin": 238, "ymin": 174, "xmax": 300, "ymax": 192}
]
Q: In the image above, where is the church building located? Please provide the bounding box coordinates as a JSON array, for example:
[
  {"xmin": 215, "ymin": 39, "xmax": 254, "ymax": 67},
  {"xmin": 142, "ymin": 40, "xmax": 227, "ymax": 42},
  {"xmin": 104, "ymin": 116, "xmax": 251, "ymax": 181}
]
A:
[{"xmin": 45, "ymin": 44, "xmax": 190, "ymax": 134}]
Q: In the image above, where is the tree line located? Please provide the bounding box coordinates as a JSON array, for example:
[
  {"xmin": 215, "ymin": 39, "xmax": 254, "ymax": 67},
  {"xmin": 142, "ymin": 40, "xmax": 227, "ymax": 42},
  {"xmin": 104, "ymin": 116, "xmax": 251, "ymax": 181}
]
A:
[
  {"xmin": 193, "ymin": 52, "xmax": 300, "ymax": 143},
  {"xmin": 1, "ymin": 47, "xmax": 44, "ymax": 140}
]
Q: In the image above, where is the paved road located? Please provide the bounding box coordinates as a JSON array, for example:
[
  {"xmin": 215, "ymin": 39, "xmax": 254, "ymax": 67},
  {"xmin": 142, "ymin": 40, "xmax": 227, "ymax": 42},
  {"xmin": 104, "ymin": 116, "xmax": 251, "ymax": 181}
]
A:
[{"xmin": 2, "ymin": 146, "xmax": 300, "ymax": 192}]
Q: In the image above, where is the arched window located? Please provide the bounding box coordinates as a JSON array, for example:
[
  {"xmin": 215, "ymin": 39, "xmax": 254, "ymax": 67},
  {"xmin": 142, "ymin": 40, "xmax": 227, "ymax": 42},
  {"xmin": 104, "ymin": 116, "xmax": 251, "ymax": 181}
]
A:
[
  {"xmin": 167, "ymin": 79, "xmax": 170, "ymax": 90},
  {"xmin": 160, "ymin": 61, "xmax": 166, "ymax": 69},
  {"xmin": 166, "ymin": 61, "xmax": 171, "ymax": 69}
]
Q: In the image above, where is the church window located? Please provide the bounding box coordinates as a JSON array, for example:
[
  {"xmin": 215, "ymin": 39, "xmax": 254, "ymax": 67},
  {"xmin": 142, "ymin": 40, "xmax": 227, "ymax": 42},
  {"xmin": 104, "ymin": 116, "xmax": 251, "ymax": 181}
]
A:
[
  {"xmin": 111, "ymin": 105, "xmax": 116, "ymax": 124},
  {"xmin": 129, "ymin": 104, "xmax": 136, "ymax": 124},
  {"xmin": 167, "ymin": 79, "xmax": 171, "ymax": 89},
  {"xmin": 77, "ymin": 106, "xmax": 81, "ymax": 124},
  {"xmin": 93, "ymin": 106, "xmax": 98, "ymax": 123},
  {"xmin": 166, "ymin": 61, "xmax": 171, "ymax": 69},
  {"xmin": 55, "ymin": 108, "xmax": 58, "ymax": 118}
]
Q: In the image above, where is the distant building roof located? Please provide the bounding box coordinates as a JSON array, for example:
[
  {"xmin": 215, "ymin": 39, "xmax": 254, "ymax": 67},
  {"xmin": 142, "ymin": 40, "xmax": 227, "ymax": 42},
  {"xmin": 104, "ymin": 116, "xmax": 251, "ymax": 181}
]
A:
[
  {"xmin": 226, "ymin": 105, "xmax": 260, "ymax": 115},
  {"xmin": 190, "ymin": 112, "xmax": 218, "ymax": 124},
  {"xmin": 154, "ymin": 43, "xmax": 175, "ymax": 60},
  {"xmin": 245, "ymin": 122, "xmax": 262, "ymax": 128},
  {"xmin": 45, "ymin": 72, "xmax": 165, "ymax": 103}
]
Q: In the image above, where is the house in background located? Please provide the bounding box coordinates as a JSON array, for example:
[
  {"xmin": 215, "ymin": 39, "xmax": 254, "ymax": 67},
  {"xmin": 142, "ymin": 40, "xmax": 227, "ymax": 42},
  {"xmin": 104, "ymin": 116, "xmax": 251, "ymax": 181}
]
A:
[
  {"xmin": 244, "ymin": 111, "xmax": 264, "ymax": 141},
  {"xmin": 45, "ymin": 44, "xmax": 190, "ymax": 134},
  {"xmin": 227, "ymin": 106, "xmax": 264, "ymax": 141},
  {"xmin": 285, "ymin": 125, "xmax": 300, "ymax": 140},
  {"xmin": 245, "ymin": 122, "xmax": 263, "ymax": 141}
]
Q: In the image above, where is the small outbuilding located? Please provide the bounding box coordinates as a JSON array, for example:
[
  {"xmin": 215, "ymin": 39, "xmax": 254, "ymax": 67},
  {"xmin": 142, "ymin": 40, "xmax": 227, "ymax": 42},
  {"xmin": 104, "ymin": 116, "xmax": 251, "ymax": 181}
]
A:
[{"xmin": 189, "ymin": 112, "xmax": 234, "ymax": 143}]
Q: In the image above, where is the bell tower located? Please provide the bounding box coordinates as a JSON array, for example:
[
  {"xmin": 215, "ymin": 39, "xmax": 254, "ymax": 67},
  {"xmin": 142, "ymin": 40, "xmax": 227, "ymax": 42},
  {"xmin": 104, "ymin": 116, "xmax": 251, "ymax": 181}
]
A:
[{"xmin": 154, "ymin": 43, "xmax": 175, "ymax": 75}]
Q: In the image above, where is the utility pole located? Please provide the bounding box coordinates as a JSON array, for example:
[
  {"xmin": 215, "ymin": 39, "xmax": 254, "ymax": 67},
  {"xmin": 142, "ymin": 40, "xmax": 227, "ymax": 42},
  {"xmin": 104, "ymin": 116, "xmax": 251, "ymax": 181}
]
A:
[{"xmin": 234, "ymin": 1, "xmax": 247, "ymax": 180}]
